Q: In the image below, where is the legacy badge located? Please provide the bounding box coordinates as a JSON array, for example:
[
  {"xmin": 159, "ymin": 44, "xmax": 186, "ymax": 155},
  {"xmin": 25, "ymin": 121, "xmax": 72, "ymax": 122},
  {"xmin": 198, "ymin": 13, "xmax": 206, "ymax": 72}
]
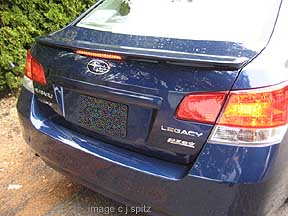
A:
[{"xmin": 161, "ymin": 125, "xmax": 203, "ymax": 138}]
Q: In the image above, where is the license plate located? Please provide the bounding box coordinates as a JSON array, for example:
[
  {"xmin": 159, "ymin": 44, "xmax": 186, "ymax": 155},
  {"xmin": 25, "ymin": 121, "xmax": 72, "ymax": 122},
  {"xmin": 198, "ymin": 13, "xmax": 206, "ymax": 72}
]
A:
[{"xmin": 78, "ymin": 95, "xmax": 128, "ymax": 138}]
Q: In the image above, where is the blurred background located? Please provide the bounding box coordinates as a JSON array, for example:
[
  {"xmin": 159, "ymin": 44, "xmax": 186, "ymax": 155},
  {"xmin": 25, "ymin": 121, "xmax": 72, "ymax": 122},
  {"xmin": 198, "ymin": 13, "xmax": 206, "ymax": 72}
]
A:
[{"xmin": 0, "ymin": 0, "xmax": 94, "ymax": 96}]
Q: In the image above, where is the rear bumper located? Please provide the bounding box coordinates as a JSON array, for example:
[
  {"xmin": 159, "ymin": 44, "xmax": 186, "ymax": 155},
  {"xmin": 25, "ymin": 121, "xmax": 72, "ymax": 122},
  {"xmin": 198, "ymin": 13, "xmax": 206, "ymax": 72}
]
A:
[{"xmin": 17, "ymin": 87, "xmax": 288, "ymax": 216}]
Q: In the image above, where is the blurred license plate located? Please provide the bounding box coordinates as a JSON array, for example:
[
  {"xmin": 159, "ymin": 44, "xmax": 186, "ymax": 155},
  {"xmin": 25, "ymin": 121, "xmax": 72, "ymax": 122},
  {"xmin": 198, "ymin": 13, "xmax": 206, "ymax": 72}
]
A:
[{"xmin": 78, "ymin": 95, "xmax": 128, "ymax": 138}]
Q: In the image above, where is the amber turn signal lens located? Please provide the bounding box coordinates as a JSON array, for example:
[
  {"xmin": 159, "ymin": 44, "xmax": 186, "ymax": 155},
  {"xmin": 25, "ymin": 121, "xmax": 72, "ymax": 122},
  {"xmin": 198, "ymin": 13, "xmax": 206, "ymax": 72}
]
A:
[{"xmin": 218, "ymin": 83, "xmax": 288, "ymax": 128}]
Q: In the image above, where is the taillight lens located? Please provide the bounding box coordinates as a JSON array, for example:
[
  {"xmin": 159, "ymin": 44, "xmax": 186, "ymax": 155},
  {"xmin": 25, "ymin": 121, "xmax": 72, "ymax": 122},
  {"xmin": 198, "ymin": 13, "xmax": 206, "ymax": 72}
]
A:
[
  {"xmin": 218, "ymin": 84, "xmax": 288, "ymax": 128},
  {"xmin": 175, "ymin": 92, "xmax": 227, "ymax": 124},
  {"xmin": 25, "ymin": 50, "xmax": 46, "ymax": 85},
  {"xmin": 210, "ymin": 82, "xmax": 288, "ymax": 146},
  {"xmin": 175, "ymin": 82, "xmax": 288, "ymax": 146}
]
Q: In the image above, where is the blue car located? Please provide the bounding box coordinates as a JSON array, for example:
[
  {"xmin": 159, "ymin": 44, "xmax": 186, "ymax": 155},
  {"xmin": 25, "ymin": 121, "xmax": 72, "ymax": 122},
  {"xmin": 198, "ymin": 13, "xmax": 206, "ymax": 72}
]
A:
[{"xmin": 17, "ymin": 0, "xmax": 288, "ymax": 215}]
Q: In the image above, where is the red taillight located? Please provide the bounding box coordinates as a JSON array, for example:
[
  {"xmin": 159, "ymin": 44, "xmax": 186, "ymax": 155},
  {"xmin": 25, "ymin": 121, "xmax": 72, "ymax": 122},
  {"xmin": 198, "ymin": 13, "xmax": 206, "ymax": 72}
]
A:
[
  {"xmin": 175, "ymin": 82, "xmax": 288, "ymax": 146},
  {"xmin": 25, "ymin": 50, "xmax": 46, "ymax": 85},
  {"xmin": 218, "ymin": 83, "xmax": 288, "ymax": 128},
  {"xmin": 175, "ymin": 92, "xmax": 227, "ymax": 124},
  {"xmin": 75, "ymin": 50, "xmax": 123, "ymax": 60},
  {"xmin": 211, "ymin": 82, "xmax": 288, "ymax": 146}
]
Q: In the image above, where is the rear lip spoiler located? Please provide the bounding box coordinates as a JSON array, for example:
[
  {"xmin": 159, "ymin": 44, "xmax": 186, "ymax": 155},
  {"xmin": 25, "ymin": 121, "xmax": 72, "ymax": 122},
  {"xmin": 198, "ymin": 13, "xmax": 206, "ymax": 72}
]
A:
[{"xmin": 36, "ymin": 36, "xmax": 249, "ymax": 70}]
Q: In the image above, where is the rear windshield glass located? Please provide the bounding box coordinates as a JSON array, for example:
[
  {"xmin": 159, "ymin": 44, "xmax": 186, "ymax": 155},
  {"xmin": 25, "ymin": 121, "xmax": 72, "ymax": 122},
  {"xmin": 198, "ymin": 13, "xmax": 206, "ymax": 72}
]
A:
[{"xmin": 77, "ymin": 0, "xmax": 277, "ymax": 45}]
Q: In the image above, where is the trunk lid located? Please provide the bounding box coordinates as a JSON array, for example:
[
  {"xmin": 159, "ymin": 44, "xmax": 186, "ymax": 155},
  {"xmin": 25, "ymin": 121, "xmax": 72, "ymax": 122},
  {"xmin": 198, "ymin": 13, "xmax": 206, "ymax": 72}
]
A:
[
  {"xmin": 32, "ymin": 42, "xmax": 239, "ymax": 164},
  {"xmin": 31, "ymin": 0, "xmax": 281, "ymax": 164}
]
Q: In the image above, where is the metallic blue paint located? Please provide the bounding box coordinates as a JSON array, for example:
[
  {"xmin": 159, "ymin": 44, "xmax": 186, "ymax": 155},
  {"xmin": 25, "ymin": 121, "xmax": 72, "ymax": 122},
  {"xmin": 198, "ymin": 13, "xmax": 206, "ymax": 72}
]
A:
[
  {"xmin": 30, "ymin": 43, "xmax": 239, "ymax": 164},
  {"xmin": 29, "ymin": 95, "xmax": 189, "ymax": 180},
  {"xmin": 233, "ymin": 0, "xmax": 288, "ymax": 90},
  {"xmin": 190, "ymin": 144, "xmax": 278, "ymax": 183},
  {"xmin": 17, "ymin": 88, "xmax": 288, "ymax": 216},
  {"xmin": 17, "ymin": 0, "xmax": 288, "ymax": 215}
]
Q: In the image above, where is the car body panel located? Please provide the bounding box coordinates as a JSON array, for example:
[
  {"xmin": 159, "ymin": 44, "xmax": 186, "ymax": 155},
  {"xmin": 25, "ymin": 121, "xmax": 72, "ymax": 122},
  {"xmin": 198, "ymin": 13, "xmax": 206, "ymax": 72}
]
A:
[
  {"xmin": 16, "ymin": 0, "xmax": 288, "ymax": 215},
  {"xmin": 18, "ymin": 88, "xmax": 288, "ymax": 216},
  {"xmin": 30, "ymin": 43, "xmax": 240, "ymax": 164},
  {"xmin": 233, "ymin": 0, "xmax": 288, "ymax": 90}
]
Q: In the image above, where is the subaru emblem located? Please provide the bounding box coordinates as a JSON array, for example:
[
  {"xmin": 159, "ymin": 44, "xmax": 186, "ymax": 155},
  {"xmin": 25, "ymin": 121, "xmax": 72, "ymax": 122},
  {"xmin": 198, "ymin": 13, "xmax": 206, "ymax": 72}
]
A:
[{"xmin": 87, "ymin": 59, "xmax": 110, "ymax": 75}]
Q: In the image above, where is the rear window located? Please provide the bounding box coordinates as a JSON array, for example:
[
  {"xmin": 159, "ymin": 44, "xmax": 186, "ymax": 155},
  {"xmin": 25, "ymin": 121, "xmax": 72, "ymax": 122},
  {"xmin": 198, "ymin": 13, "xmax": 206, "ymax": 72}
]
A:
[{"xmin": 77, "ymin": 0, "xmax": 279, "ymax": 46}]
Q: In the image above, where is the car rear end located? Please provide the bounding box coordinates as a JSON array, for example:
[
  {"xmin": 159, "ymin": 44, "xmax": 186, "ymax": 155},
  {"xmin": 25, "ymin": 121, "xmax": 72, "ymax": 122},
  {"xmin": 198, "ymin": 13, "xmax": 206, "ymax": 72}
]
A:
[{"xmin": 17, "ymin": 0, "xmax": 288, "ymax": 215}]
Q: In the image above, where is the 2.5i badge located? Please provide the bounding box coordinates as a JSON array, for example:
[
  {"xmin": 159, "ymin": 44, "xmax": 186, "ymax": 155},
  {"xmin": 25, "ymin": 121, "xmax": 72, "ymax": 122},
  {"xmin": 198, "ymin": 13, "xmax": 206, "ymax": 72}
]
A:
[{"xmin": 167, "ymin": 138, "xmax": 196, "ymax": 148}]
